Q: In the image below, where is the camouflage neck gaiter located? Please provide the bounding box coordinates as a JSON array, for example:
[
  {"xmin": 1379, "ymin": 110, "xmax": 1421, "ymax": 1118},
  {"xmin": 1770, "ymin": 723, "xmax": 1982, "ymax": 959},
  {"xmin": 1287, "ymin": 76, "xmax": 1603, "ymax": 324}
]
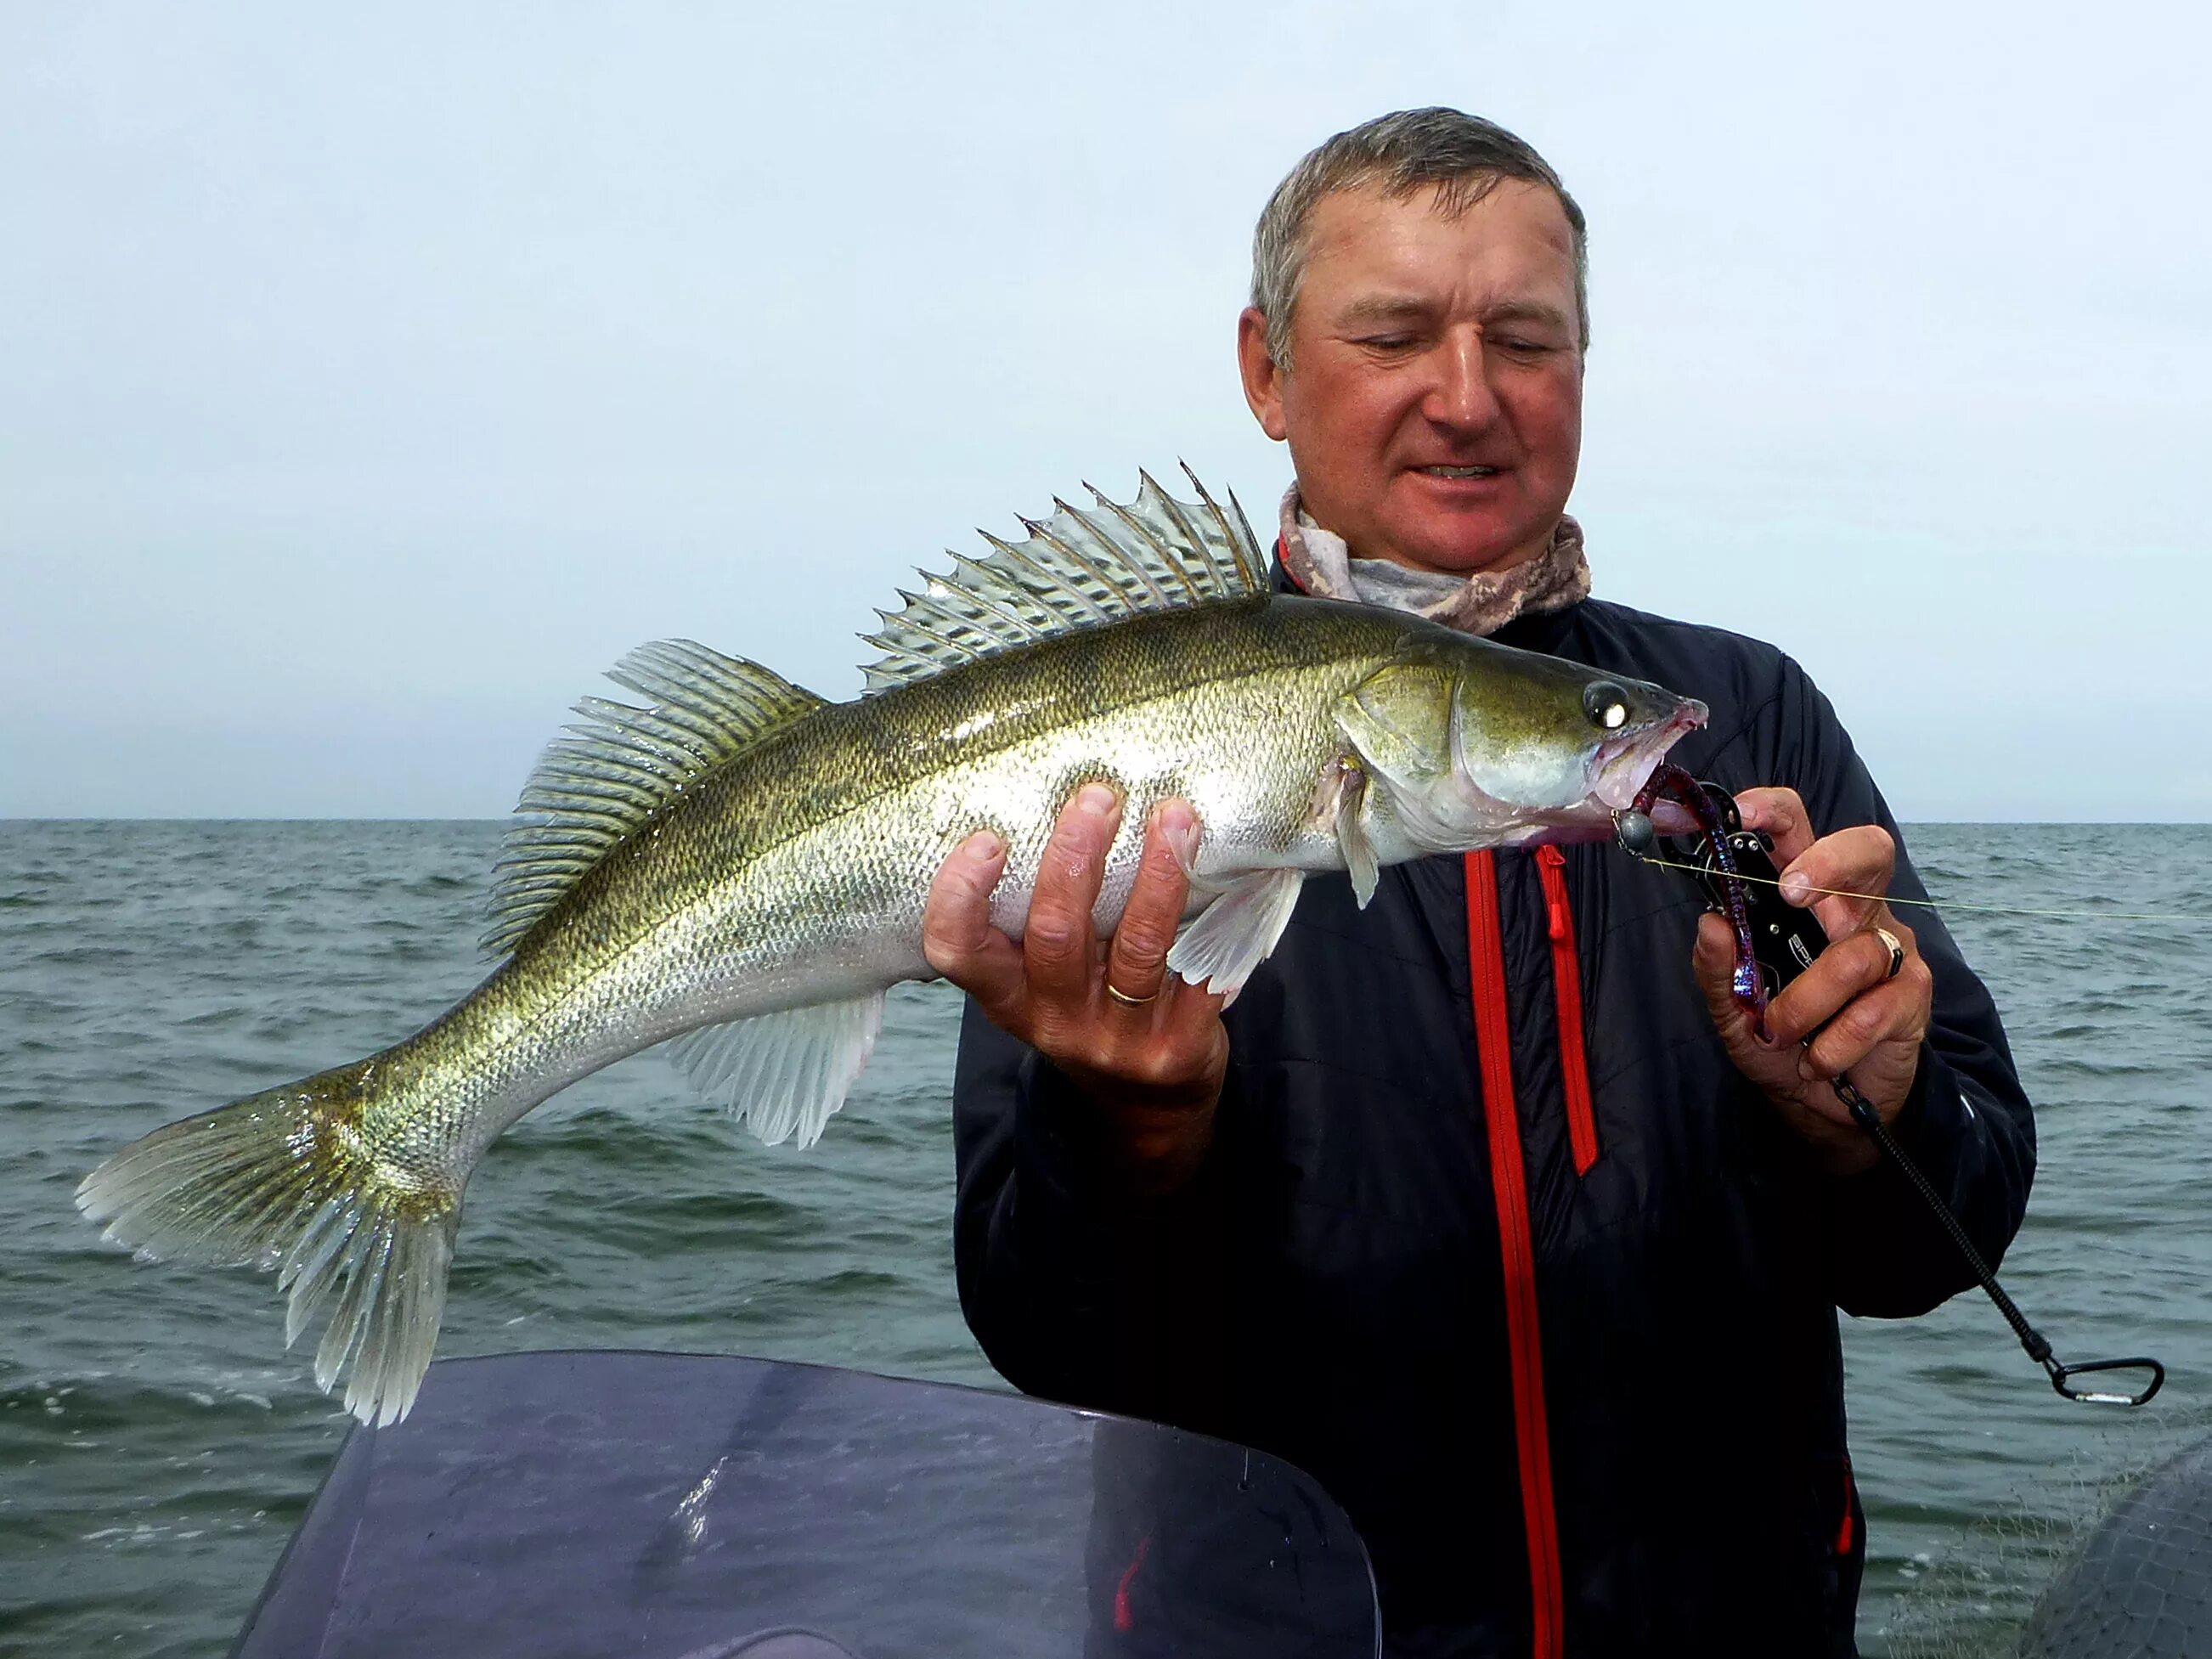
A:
[{"xmin": 1277, "ymin": 484, "xmax": 1591, "ymax": 639}]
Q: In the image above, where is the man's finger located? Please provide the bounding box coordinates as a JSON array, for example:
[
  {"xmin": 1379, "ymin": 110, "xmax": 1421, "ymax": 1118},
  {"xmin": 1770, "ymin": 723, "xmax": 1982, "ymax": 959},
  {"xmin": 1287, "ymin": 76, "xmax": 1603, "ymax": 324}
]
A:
[
  {"xmin": 1024, "ymin": 782, "xmax": 1122, "ymax": 1000},
  {"xmin": 923, "ymin": 830, "xmax": 1026, "ymax": 1021},
  {"xmin": 1777, "ymin": 823, "xmax": 1897, "ymax": 937},
  {"xmin": 1763, "ymin": 922, "xmax": 1915, "ymax": 1049},
  {"xmin": 1801, "ymin": 969, "xmax": 1928, "ymax": 1081},
  {"xmin": 1103, "ymin": 799, "xmax": 1198, "ymax": 1016},
  {"xmin": 1691, "ymin": 910, "xmax": 1757, "ymax": 1041},
  {"xmin": 1735, "ymin": 787, "xmax": 1814, "ymax": 866}
]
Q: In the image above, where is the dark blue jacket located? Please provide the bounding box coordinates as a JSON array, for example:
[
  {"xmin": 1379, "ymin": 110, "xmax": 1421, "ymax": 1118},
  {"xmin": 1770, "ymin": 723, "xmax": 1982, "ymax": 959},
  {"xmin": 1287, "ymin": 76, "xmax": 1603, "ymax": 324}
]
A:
[{"xmin": 951, "ymin": 585, "xmax": 2036, "ymax": 1656}]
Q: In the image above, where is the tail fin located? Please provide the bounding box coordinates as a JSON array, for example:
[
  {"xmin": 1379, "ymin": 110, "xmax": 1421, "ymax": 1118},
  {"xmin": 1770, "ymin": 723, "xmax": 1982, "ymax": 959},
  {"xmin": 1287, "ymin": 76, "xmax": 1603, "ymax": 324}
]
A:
[{"xmin": 76, "ymin": 1060, "xmax": 460, "ymax": 1427}]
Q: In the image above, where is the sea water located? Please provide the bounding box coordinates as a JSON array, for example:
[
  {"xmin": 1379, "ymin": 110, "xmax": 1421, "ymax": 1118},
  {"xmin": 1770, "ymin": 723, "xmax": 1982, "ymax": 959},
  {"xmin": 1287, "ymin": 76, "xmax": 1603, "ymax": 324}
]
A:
[{"xmin": 3, "ymin": 820, "xmax": 2209, "ymax": 1656}]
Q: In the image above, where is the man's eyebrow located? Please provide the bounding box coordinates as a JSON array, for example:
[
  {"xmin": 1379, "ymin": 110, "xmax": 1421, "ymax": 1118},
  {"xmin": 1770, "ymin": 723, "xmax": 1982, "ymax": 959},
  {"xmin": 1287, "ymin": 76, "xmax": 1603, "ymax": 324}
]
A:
[
  {"xmin": 1332, "ymin": 296, "xmax": 1575, "ymax": 332},
  {"xmin": 1335, "ymin": 296, "xmax": 1433, "ymax": 327},
  {"xmin": 1482, "ymin": 300, "xmax": 1573, "ymax": 331}
]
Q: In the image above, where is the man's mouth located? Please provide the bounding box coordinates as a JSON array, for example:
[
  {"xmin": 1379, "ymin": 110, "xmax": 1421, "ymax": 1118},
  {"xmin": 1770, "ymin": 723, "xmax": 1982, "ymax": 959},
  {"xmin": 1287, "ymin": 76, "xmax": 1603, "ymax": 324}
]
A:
[{"xmin": 1415, "ymin": 465, "xmax": 1500, "ymax": 480}]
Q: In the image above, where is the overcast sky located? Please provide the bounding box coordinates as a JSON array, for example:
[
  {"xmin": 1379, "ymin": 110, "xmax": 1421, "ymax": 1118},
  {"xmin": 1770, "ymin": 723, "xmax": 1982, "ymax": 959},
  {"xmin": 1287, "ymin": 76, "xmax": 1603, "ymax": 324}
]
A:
[{"xmin": 4, "ymin": 2, "xmax": 2207, "ymax": 821}]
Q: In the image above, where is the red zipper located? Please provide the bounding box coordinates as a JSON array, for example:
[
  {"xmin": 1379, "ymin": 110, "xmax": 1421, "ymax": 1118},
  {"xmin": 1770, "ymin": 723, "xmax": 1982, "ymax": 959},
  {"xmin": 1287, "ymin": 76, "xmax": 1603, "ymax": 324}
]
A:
[
  {"xmin": 1114, "ymin": 1533, "xmax": 1151, "ymax": 1633},
  {"xmin": 1835, "ymin": 1457, "xmax": 1857, "ymax": 1556},
  {"xmin": 1465, "ymin": 849, "xmax": 1566, "ymax": 1659},
  {"xmin": 1535, "ymin": 846, "xmax": 1600, "ymax": 1176}
]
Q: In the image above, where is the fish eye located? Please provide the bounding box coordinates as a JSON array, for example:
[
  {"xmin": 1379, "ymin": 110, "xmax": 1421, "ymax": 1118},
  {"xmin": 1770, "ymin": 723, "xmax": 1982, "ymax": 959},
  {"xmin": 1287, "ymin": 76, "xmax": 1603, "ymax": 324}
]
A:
[{"xmin": 1583, "ymin": 681, "xmax": 1630, "ymax": 731}]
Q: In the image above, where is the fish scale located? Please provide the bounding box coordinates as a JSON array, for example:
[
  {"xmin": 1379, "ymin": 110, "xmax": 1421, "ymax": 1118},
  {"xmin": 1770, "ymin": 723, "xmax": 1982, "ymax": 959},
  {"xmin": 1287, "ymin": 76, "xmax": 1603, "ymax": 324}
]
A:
[{"xmin": 76, "ymin": 469, "xmax": 1705, "ymax": 1426}]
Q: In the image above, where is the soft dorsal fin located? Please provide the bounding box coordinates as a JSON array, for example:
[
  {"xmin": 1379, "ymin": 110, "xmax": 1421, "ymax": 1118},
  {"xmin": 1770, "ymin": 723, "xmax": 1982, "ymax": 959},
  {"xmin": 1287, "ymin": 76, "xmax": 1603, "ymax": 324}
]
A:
[
  {"xmin": 483, "ymin": 640, "xmax": 825, "ymax": 957},
  {"xmin": 859, "ymin": 465, "xmax": 1267, "ymax": 693}
]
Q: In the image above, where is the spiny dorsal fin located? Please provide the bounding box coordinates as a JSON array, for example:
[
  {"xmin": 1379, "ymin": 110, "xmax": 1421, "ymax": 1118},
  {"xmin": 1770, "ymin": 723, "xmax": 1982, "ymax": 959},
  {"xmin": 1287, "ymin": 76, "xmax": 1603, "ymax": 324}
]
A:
[
  {"xmin": 859, "ymin": 465, "xmax": 1267, "ymax": 693},
  {"xmin": 483, "ymin": 640, "xmax": 825, "ymax": 957}
]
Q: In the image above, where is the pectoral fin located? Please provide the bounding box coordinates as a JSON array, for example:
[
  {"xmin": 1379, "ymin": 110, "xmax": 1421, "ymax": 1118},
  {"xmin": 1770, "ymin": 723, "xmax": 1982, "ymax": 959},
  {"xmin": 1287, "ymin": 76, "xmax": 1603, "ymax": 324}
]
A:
[
  {"xmin": 1166, "ymin": 869, "xmax": 1306, "ymax": 997},
  {"xmin": 1329, "ymin": 762, "xmax": 1380, "ymax": 909}
]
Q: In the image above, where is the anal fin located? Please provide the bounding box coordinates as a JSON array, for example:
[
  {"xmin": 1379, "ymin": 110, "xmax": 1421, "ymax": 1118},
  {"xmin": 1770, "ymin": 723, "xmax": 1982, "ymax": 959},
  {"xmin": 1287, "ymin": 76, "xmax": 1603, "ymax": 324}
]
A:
[
  {"xmin": 1166, "ymin": 869, "xmax": 1306, "ymax": 997},
  {"xmin": 665, "ymin": 993, "xmax": 887, "ymax": 1149}
]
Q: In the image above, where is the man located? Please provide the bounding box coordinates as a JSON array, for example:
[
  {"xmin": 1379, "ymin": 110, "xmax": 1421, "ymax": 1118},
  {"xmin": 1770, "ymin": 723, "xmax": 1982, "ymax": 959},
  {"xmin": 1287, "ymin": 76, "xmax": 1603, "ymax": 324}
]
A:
[{"xmin": 923, "ymin": 109, "xmax": 2034, "ymax": 1656}]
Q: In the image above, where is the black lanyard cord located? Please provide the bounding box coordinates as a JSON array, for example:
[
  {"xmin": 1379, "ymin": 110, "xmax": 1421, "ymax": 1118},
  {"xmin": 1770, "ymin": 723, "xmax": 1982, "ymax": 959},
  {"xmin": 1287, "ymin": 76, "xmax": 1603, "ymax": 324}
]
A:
[{"xmin": 1836, "ymin": 1073, "xmax": 2162, "ymax": 1406}]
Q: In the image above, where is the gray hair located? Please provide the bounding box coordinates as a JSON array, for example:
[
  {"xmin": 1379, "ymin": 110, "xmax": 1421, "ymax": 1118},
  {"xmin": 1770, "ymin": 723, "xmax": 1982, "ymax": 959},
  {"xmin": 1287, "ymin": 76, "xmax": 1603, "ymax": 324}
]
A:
[{"xmin": 1250, "ymin": 107, "xmax": 1588, "ymax": 370}]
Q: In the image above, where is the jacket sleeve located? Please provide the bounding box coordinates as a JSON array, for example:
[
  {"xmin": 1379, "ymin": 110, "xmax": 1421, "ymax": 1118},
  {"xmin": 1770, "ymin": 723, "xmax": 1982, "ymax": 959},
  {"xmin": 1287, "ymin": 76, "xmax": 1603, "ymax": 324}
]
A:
[
  {"xmin": 951, "ymin": 1002, "xmax": 1232, "ymax": 1422},
  {"xmin": 1764, "ymin": 655, "xmax": 2039, "ymax": 1318}
]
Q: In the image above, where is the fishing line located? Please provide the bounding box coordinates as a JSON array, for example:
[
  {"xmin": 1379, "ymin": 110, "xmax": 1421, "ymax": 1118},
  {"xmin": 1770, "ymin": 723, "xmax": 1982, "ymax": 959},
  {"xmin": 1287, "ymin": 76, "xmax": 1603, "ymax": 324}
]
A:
[{"xmin": 1627, "ymin": 852, "xmax": 2212, "ymax": 925}]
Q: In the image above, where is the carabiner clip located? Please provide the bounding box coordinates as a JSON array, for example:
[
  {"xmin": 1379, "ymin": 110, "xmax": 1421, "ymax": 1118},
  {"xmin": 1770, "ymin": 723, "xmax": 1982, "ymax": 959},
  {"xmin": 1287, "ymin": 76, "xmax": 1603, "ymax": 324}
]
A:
[{"xmin": 2046, "ymin": 1353, "xmax": 2165, "ymax": 1408}]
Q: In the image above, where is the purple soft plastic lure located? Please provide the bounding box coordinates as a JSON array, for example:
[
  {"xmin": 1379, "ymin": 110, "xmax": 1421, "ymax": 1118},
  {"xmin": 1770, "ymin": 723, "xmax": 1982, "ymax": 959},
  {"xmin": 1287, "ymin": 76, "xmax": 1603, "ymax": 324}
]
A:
[{"xmin": 1631, "ymin": 764, "xmax": 1770, "ymax": 1037}]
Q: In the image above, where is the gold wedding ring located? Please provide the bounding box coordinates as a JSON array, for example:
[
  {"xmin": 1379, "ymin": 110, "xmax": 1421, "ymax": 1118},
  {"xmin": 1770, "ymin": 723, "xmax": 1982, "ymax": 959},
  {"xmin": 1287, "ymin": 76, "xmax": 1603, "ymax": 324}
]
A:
[
  {"xmin": 1103, "ymin": 980, "xmax": 1160, "ymax": 1008},
  {"xmin": 1872, "ymin": 926, "xmax": 1906, "ymax": 982}
]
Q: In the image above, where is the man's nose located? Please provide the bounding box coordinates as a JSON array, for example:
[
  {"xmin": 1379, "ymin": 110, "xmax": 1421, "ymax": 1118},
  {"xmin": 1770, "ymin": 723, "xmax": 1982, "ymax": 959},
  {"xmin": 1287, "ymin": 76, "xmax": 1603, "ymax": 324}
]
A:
[{"xmin": 1424, "ymin": 330, "xmax": 1504, "ymax": 431}]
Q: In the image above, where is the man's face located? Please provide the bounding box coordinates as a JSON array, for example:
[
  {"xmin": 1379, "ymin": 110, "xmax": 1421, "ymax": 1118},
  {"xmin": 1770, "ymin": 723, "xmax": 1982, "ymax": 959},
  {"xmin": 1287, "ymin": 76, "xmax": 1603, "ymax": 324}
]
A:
[{"xmin": 1238, "ymin": 178, "xmax": 1585, "ymax": 575}]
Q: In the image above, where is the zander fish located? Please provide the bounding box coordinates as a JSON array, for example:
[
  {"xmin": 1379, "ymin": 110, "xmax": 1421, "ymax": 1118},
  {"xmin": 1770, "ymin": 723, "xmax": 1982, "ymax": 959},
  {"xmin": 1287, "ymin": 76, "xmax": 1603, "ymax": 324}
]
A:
[{"xmin": 78, "ymin": 470, "xmax": 1706, "ymax": 1425}]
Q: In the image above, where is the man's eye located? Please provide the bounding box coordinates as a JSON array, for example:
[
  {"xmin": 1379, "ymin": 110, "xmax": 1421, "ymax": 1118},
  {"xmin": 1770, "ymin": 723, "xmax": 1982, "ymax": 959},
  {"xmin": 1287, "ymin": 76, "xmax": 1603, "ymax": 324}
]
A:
[
  {"xmin": 1495, "ymin": 337, "xmax": 1552, "ymax": 355},
  {"xmin": 1358, "ymin": 334, "xmax": 1419, "ymax": 351}
]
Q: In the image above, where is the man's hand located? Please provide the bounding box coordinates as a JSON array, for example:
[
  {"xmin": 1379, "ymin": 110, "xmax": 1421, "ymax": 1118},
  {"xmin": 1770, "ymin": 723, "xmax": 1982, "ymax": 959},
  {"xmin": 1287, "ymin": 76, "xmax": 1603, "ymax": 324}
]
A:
[
  {"xmin": 1690, "ymin": 786, "xmax": 1934, "ymax": 1175},
  {"xmin": 923, "ymin": 782, "xmax": 1228, "ymax": 1193}
]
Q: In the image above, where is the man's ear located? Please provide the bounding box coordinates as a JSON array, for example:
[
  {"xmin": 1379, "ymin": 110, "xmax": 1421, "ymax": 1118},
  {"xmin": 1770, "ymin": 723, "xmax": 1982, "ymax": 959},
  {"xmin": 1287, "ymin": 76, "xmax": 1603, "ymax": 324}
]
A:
[{"xmin": 1237, "ymin": 307, "xmax": 1289, "ymax": 442}]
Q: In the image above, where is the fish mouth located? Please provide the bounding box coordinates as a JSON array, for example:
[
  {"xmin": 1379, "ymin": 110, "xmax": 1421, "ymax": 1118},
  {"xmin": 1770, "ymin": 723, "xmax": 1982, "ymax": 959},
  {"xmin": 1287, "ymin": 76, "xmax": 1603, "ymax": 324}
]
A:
[
  {"xmin": 1498, "ymin": 697, "xmax": 1708, "ymax": 847},
  {"xmin": 1591, "ymin": 699, "xmax": 1707, "ymax": 822}
]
